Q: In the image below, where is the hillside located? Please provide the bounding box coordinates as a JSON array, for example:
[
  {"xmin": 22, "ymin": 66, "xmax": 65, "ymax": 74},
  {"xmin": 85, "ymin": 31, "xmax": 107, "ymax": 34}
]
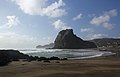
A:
[{"xmin": 91, "ymin": 38, "xmax": 120, "ymax": 47}]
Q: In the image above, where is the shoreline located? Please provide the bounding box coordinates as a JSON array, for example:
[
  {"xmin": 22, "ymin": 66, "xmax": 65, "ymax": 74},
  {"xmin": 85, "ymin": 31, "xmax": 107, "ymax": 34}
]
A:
[
  {"xmin": 0, "ymin": 48, "xmax": 120, "ymax": 77},
  {"xmin": 0, "ymin": 48, "xmax": 117, "ymax": 60},
  {"xmin": 0, "ymin": 56, "xmax": 120, "ymax": 77}
]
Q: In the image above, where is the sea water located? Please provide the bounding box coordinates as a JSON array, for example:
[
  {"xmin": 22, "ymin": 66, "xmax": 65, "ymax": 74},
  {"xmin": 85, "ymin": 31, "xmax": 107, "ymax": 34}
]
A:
[
  {"xmin": 0, "ymin": 48, "xmax": 115, "ymax": 59},
  {"xmin": 18, "ymin": 48, "xmax": 115, "ymax": 59}
]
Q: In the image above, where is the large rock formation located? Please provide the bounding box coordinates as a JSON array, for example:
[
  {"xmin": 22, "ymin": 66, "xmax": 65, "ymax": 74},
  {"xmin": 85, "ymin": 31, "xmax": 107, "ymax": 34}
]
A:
[{"xmin": 53, "ymin": 29, "xmax": 97, "ymax": 49}]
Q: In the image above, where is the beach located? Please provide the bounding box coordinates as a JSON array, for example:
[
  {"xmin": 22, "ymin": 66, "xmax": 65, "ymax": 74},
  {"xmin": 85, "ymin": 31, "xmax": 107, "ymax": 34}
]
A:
[
  {"xmin": 0, "ymin": 56, "xmax": 120, "ymax": 77},
  {"xmin": 0, "ymin": 0, "xmax": 120, "ymax": 77}
]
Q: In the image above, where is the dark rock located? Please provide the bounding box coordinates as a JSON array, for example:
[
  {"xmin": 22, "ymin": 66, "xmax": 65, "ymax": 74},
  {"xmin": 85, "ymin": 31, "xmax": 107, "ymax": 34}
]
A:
[
  {"xmin": 5, "ymin": 50, "xmax": 29, "ymax": 60},
  {"xmin": 61, "ymin": 58, "xmax": 68, "ymax": 60},
  {"xmin": 53, "ymin": 29, "xmax": 97, "ymax": 49},
  {"xmin": 28, "ymin": 56, "xmax": 37, "ymax": 61},
  {"xmin": 49, "ymin": 56, "xmax": 60, "ymax": 60},
  {"xmin": 39, "ymin": 57, "xmax": 48, "ymax": 60},
  {"xmin": 56, "ymin": 61, "xmax": 60, "ymax": 63},
  {"xmin": 12, "ymin": 58, "xmax": 20, "ymax": 61},
  {"xmin": 0, "ymin": 51, "xmax": 11, "ymax": 66},
  {"xmin": 0, "ymin": 49, "xmax": 29, "ymax": 66}
]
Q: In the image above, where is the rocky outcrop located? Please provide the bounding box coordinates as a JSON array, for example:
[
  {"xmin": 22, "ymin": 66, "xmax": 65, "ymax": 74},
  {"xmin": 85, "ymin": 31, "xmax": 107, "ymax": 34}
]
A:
[
  {"xmin": 36, "ymin": 43, "xmax": 54, "ymax": 48},
  {"xmin": 53, "ymin": 29, "xmax": 97, "ymax": 49},
  {"xmin": 0, "ymin": 50, "xmax": 29, "ymax": 60},
  {"xmin": 0, "ymin": 50, "xmax": 29, "ymax": 66}
]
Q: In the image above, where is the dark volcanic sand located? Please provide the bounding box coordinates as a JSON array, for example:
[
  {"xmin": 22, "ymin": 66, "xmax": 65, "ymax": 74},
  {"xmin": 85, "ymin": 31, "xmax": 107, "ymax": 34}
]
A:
[{"xmin": 0, "ymin": 57, "xmax": 120, "ymax": 77}]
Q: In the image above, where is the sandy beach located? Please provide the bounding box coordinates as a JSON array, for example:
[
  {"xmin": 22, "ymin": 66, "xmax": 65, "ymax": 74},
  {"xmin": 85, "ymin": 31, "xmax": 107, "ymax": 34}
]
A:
[{"xmin": 0, "ymin": 57, "xmax": 120, "ymax": 77}]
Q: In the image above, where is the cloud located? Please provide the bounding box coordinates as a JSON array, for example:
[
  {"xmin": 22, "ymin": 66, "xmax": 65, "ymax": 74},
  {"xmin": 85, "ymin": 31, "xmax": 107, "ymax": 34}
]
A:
[
  {"xmin": 0, "ymin": 16, "xmax": 20, "ymax": 29},
  {"xmin": 90, "ymin": 15, "xmax": 110, "ymax": 26},
  {"xmin": 86, "ymin": 34, "xmax": 108, "ymax": 40},
  {"xmin": 90, "ymin": 9, "xmax": 117, "ymax": 30},
  {"xmin": 105, "ymin": 9, "xmax": 118, "ymax": 16},
  {"xmin": 0, "ymin": 32, "xmax": 39, "ymax": 48},
  {"xmin": 6, "ymin": 16, "xmax": 20, "ymax": 28},
  {"xmin": 53, "ymin": 19, "xmax": 71, "ymax": 30},
  {"xmin": 103, "ymin": 22, "xmax": 113, "ymax": 30},
  {"xmin": 80, "ymin": 28, "xmax": 94, "ymax": 32},
  {"xmin": 80, "ymin": 28, "xmax": 108, "ymax": 40},
  {"xmin": 11, "ymin": 0, "xmax": 67, "ymax": 18},
  {"xmin": 73, "ymin": 13, "xmax": 82, "ymax": 21}
]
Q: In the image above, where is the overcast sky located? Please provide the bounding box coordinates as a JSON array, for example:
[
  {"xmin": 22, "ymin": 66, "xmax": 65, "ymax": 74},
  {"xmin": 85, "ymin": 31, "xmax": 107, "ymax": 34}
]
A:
[{"xmin": 0, "ymin": 0, "xmax": 120, "ymax": 48}]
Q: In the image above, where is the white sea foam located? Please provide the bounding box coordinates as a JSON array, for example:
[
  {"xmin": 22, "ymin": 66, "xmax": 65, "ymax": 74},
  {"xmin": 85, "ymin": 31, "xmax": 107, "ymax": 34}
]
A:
[
  {"xmin": 18, "ymin": 48, "xmax": 115, "ymax": 59},
  {"xmin": 0, "ymin": 48, "xmax": 115, "ymax": 59}
]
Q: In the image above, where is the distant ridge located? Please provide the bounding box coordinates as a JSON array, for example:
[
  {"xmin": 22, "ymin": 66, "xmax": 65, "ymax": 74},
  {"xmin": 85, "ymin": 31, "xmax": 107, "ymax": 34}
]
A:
[
  {"xmin": 36, "ymin": 43, "xmax": 54, "ymax": 48},
  {"xmin": 91, "ymin": 38, "xmax": 120, "ymax": 47}
]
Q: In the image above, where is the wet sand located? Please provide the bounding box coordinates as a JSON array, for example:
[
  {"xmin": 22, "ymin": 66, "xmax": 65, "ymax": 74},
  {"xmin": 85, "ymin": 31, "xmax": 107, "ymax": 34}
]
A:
[{"xmin": 0, "ymin": 57, "xmax": 120, "ymax": 77}]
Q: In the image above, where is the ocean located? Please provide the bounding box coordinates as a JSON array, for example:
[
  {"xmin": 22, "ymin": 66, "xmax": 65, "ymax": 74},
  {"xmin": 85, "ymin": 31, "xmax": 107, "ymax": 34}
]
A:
[
  {"xmin": 19, "ymin": 48, "xmax": 115, "ymax": 59},
  {"xmin": 0, "ymin": 48, "xmax": 115, "ymax": 59}
]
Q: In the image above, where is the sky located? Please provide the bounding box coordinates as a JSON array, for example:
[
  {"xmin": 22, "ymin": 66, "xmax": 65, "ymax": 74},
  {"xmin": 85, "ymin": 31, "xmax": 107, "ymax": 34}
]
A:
[{"xmin": 0, "ymin": 0, "xmax": 120, "ymax": 48}]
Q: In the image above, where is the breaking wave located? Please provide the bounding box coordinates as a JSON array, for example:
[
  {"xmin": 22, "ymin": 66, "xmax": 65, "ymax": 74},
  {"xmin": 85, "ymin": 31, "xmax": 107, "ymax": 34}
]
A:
[{"xmin": 19, "ymin": 48, "xmax": 115, "ymax": 59}]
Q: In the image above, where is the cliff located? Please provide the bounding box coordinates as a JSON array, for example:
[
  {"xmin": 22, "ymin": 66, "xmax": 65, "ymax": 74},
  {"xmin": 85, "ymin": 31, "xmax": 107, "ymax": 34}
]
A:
[{"xmin": 53, "ymin": 29, "xmax": 97, "ymax": 49}]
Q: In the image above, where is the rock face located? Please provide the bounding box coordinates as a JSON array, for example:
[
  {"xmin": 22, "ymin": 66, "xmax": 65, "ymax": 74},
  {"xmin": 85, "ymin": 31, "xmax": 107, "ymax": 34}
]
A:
[{"xmin": 53, "ymin": 29, "xmax": 97, "ymax": 49}]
